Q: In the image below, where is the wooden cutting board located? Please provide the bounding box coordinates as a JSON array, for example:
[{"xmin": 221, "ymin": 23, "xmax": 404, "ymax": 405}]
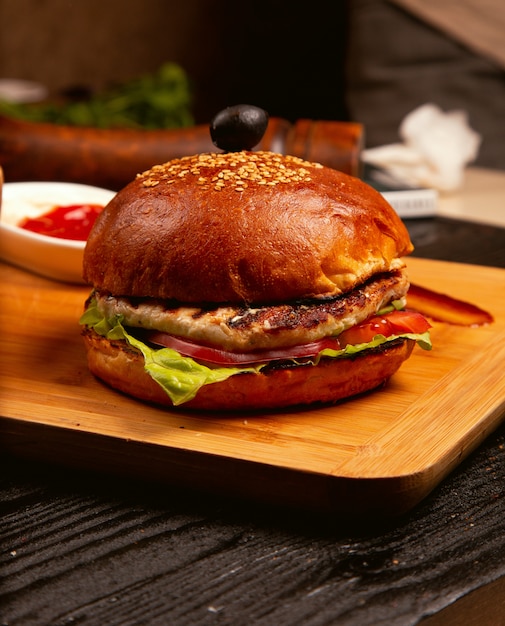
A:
[{"xmin": 1, "ymin": 257, "xmax": 505, "ymax": 516}]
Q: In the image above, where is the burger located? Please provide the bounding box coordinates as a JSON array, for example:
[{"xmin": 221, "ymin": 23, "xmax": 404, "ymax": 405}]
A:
[{"xmin": 79, "ymin": 150, "xmax": 431, "ymax": 410}]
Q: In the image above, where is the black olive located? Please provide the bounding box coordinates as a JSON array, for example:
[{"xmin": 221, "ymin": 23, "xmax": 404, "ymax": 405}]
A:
[{"xmin": 210, "ymin": 104, "xmax": 269, "ymax": 152}]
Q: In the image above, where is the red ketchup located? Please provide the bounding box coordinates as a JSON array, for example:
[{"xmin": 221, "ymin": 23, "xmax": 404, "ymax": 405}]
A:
[{"xmin": 19, "ymin": 204, "xmax": 103, "ymax": 241}]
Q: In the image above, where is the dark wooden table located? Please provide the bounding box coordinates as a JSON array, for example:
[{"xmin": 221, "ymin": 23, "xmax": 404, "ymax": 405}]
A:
[{"xmin": 2, "ymin": 216, "xmax": 505, "ymax": 626}]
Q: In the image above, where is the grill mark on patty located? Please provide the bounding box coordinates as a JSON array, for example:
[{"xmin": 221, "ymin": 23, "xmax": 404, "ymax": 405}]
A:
[
  {"xmin": 182, "ymin": 272, "xmax": 399, "ymax": 330},
  {"xmin": 226, "ymin": 272, "xmax": 397, "ymax": 333},
  {"xmin": 228, "ymin": 289, "xmax": 360, "ymax": 332},
  {"xmin": 92, "ymin": 269, "xmax": 409, "ymax": 351}
]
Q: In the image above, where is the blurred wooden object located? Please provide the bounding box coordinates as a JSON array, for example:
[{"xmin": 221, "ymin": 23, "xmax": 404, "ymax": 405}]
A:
[{"xmin": 0, "ymin": 115, "xmax": 363, "ymax": 190}]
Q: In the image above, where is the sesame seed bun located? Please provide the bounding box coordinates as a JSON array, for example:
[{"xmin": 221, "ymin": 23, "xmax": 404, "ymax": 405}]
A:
[{"xmin": 83, "ymin": 151, "xmax": 412, "ymax": 303}]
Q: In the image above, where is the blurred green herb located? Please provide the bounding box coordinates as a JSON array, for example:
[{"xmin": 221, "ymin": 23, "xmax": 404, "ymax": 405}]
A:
[{"xmin": 0, "ymin": 63, "xmax": 194, "ymax": 129}]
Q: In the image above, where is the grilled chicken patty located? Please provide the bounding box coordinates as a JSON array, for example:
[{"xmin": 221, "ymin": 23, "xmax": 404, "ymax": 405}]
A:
[{"xmin": 93, "ymin": 269, "xmax": 410, "ymax": 352}]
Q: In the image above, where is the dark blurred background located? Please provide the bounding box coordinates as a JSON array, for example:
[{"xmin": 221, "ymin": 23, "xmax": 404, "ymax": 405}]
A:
[
  {"xmin": 0, "ymin": 0, "xmax": 348, "ymax": 124},
  {"xmin": 1, "ymin": 0, "xmax": 503, "ymax": 168}
]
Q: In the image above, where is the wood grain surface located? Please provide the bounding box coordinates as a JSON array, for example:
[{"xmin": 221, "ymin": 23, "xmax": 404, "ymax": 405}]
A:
[
  {"xmin": 1, "ymin": 257, "xmax": 504, "ymax": 516},
  {"xmin": 2, "ymin": 419, "xmax": 505, "ymax": 626}
]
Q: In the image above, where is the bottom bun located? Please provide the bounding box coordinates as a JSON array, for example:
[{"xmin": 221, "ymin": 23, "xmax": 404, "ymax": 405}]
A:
[{"xmin": 82, "ymin": 332, "xmax": 415, "ymax": 411}]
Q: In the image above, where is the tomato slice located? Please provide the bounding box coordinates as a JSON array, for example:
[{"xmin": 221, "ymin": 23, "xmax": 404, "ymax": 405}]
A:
[
  {"xmin": 338, "ymin": 311, "xmax": 431, "ymax": 347},
  {"xmin": 338, "ymin": 309, "xmax": 431, "ymax": 347},
  {"xmin": 146, "ymin": 310, "xmax": 431, "ymax": 366},
  {"xmin": 146, "ymin": 332, "xmax": 342, "ymax": 366},
  {"xmin": 383, "ymin": 309, "xmax": 432, "ymax": 334}
]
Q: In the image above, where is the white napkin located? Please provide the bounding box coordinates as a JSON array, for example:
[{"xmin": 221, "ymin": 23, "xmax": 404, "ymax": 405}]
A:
[{"xmin": 362, "ymin": 103, "xmax": 481, "ymax": 192}]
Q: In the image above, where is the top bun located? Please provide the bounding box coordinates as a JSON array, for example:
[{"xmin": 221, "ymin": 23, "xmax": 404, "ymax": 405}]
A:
[{"xmin": 83, "ymin": 151, "xmax": 413, "ymax": 303}]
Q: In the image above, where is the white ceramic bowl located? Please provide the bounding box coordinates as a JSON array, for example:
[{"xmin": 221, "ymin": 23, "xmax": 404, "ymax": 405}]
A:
[{"xmin": 0, "ymin": 181, "xmax": 115, "ymax": 283}]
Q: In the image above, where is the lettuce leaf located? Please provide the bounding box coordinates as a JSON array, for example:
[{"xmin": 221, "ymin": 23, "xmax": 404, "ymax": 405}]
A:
[
  {"xmin": 79, "ymin": 299, "xmax": 431, "ymax": 406},
  {"xmin": 80, "ymin": 300, "xmax": 261, "ymax": 405}
]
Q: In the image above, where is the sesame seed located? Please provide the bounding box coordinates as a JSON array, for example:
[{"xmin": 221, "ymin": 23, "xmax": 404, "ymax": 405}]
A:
[{"xmin": 137, "ymin": 151, "xmax": 322, "ymax": 190}]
